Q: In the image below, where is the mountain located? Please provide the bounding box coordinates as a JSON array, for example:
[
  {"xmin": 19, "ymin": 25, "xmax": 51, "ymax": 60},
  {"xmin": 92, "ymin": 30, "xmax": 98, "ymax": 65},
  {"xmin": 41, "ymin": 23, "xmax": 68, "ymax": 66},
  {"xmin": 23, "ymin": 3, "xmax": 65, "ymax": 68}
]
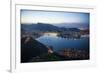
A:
[
  {"xmin": 21, "ymin": 23, "xmax": 81, "ymax": 33},
  {"xmin": 21, "ymin": 36, "xmax": 48, "ymax": 62},
  {"xmin": 54, "ymin": 23, "xmax": 89, "ymax": 29},
  {"xmin": 21, "ymin": 23, "xmax": 59, "ymax": 32},
  {"xmin": 60, "ymin": 27, "xmax": 80, "ymax": 32}
]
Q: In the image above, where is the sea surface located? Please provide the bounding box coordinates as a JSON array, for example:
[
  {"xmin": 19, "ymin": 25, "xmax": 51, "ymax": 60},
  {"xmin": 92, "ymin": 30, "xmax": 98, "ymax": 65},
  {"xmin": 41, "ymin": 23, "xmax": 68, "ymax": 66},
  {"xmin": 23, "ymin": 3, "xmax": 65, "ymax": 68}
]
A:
[{"xmin": 36, "ymin": 35, "xmax": 89, "ymax": 52}]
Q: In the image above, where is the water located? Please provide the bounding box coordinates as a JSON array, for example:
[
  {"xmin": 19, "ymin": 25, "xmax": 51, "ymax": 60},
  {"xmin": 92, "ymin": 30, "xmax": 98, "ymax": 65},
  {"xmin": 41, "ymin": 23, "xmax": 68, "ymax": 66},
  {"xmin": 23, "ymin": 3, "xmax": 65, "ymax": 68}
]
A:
[{"xmin": 36, "ymin": 35, "xmax": 89, "ymax": 52}]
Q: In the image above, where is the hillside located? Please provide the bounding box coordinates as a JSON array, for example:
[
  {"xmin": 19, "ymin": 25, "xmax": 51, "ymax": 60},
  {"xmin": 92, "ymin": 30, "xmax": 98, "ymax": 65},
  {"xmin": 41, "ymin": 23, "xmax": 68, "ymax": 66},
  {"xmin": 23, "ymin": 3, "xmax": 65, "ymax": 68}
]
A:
[
  {"xmin": 21, "ymin": 23, "xmax": 59, "ymax": 32},
  {"xmin": 21, "ymin": 36, "xmax": 48, "ymax": 62}
]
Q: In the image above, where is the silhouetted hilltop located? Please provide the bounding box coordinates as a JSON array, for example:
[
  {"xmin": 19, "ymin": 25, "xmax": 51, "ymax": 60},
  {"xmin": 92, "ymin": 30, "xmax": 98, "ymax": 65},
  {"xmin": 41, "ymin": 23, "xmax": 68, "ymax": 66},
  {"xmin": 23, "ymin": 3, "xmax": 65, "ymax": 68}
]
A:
[
  {"xmin": 21, "ymin": 23, "xmax": 81, "ymax": 33},
  {"xmin": 21, "ymin": 23, "xmax": 59, "ymax": 32}
]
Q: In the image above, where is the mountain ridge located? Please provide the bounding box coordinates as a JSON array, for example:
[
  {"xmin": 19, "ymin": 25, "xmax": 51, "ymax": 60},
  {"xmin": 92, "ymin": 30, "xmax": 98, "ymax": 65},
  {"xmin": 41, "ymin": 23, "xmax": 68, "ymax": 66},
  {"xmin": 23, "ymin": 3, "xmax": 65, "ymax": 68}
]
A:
[{"xmin": 21, "ymin": 22, "xmax": 81, "ymax": 32}]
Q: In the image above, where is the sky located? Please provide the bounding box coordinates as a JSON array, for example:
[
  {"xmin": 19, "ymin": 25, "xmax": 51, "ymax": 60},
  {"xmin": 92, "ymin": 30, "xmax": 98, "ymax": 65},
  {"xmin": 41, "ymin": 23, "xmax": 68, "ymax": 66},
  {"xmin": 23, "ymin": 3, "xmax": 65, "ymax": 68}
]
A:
[{"xmin": 21, "ymin": 9, "xmax": 89, "ymax": 27}]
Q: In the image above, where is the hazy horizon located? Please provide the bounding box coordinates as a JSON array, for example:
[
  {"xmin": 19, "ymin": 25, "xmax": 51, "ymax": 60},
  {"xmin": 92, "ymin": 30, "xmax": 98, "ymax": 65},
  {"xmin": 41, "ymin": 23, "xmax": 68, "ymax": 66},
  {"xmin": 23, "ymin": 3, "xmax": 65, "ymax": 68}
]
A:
[{"xmin": 21, "ymin": 9, "xmax": 89, "ymax": 28}]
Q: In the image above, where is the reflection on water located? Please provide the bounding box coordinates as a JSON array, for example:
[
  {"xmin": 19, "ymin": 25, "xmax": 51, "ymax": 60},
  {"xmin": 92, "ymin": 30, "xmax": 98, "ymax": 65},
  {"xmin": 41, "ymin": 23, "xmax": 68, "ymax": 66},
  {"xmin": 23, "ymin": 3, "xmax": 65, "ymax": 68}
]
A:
[
  {"xmin": 44, "ymin": 32, "xmax": 58, "ymax": 36},
  {"xmin": 36, "ymin": 34, "xmax": 89, "ymax": 52}
]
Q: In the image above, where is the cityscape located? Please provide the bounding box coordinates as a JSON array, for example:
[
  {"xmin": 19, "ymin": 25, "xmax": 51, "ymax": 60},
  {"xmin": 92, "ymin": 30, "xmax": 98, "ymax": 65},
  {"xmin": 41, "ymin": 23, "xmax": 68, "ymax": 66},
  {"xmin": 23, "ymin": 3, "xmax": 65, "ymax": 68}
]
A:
[{"xmin": 21, "ymin": 10, "xmax": 90, "ymax": 63}]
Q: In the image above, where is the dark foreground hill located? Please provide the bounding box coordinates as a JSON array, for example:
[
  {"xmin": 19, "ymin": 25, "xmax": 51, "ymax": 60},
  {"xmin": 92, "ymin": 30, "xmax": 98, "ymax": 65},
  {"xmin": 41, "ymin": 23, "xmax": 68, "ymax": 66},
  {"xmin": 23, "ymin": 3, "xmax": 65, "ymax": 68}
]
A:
[{"xmin": 21, "ymin": 36, "xmax": 48, "ymax": 62}]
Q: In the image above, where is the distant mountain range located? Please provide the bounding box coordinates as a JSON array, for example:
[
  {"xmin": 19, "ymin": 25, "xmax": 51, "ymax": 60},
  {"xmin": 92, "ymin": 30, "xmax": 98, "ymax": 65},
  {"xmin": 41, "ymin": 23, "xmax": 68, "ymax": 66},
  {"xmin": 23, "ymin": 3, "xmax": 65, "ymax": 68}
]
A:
[
  {"xmin": 21, "ymin": 23, "xmax": 83, "ymax": 32},
  {"xmin": 54, "ymin": 23, "xmax": 89, "ymax": 29}
]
